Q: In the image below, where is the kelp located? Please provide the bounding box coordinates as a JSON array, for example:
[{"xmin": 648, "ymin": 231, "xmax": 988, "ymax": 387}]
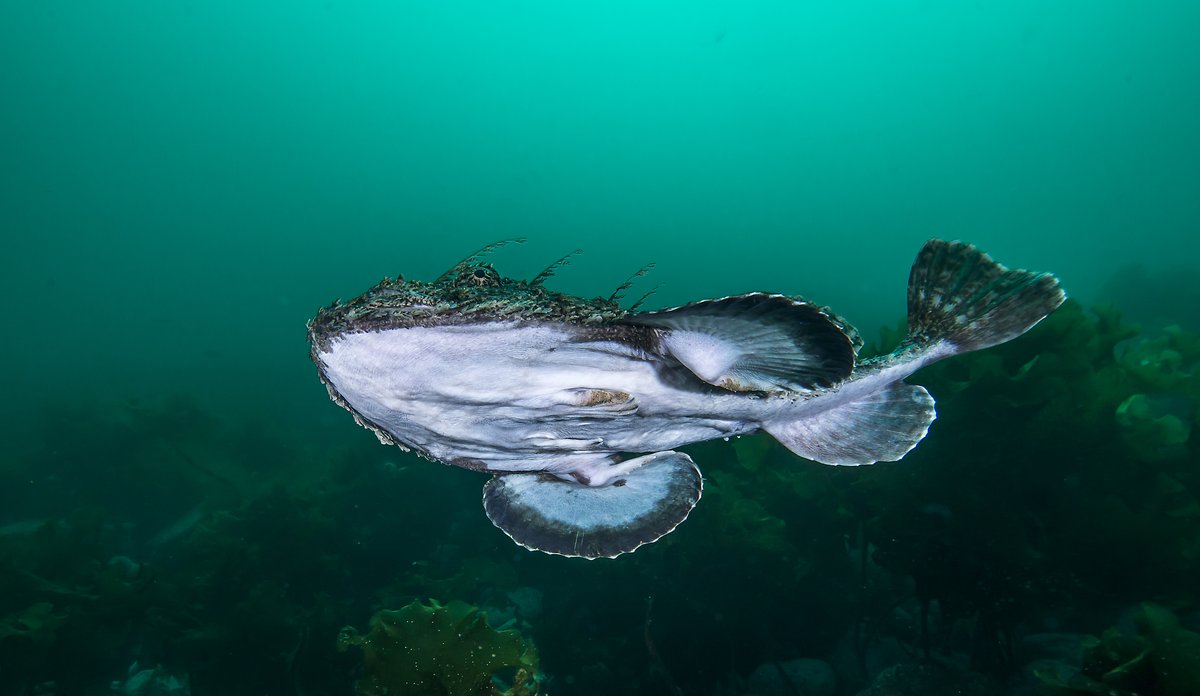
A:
[
  {"xmin": 1034, "ymin": 603, "xmax": 1200, "ymax": 695},
  {"xmin": 338, "ymin": 599, "xmax": 539, "ymax": 696},
  {"xmin": 1, "ymin": 299, "xmax": 1198, "ymax": 694},
  {"xmin": 830, "ymin": 301, "xmax": 1200, "ymax": 682},
  {"xmin": 0, "ymin": 602, "xmax": 67, "ymax": 647}
]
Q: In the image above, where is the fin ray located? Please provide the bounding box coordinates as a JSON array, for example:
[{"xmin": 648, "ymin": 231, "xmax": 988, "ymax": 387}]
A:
[
  {"xmin": 630, "ymin": 294, "xmax": 855, "ymax": 392},
  {"xmin": 906, "ymin": 240, "xmax": 1065, "ymax": 352},
  {"xmin": 765, "ymin": 383, "xmax": 936, "ymax": 466}
]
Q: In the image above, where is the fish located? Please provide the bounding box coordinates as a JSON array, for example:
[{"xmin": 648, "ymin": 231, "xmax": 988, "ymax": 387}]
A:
[{"xmin": 308, "ymin": 239, "xmax": 1065, "ymax": 559}]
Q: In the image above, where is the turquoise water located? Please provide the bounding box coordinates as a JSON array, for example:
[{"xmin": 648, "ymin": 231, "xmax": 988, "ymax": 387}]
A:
[{"xmin": 2, "ymin": 2, "xmax": 1198, "ymax": 694}]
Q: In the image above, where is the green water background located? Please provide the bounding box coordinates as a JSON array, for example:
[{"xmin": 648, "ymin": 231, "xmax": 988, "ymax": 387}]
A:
[
  {"xmin": 3, "ymin": 1, "xmax": 1197, "ymax": 433},
  {"xmin": 3, "ymin": 3, "xmax": 1200, "ymax": 694}
]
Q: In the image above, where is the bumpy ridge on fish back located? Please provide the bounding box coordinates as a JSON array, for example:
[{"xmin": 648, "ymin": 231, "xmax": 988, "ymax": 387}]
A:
[{"xmin": 307, "ymin": 266, "xmax": 630, "ymax": 353}]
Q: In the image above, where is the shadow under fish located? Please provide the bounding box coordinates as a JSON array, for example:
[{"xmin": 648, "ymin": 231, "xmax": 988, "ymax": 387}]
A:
[{"xmin": 308, "ymin": 239, "xmax": 1065, "ymax": 559}]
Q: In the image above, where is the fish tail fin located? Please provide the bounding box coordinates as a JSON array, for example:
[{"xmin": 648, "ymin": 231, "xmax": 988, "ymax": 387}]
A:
[
  {"xmin": 762, "ymin": 240, "xmax": 1063, "ymax": 467},
  {"xmin": 904, "ymin": 239, "xmax": 1065, "ymax": 354}
]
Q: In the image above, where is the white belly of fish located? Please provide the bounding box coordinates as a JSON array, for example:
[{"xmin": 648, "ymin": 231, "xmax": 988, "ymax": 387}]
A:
[{"xmin": 316, "ymin": 322, "xmax": 753, "ymax": 471}]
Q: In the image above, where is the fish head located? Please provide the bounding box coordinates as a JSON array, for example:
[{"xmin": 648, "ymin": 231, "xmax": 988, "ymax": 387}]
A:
[
  {"xmin": 305, "ymin": 252, "xmax": 634, "ymax": 458},
  {"xmin": 308, "ymin": 259, "xmax": 628, "ymax": 351}
]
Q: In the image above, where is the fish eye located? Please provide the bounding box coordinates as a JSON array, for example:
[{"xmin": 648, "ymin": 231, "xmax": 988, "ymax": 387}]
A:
[{"xmin": 458, "ymin": 265, "xmax": 500, "ymax": 287}]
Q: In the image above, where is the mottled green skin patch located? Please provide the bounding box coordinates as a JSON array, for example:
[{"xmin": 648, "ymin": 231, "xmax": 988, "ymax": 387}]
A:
[{"xmin": 308, "ymin": 263, "xmax": 629, "ymax": 353}]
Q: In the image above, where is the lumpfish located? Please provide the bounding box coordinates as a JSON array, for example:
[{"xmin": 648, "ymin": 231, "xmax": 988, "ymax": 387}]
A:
[{"xmin": 308, "ymin": 240, "xmax": 1064, "ymax": 558}]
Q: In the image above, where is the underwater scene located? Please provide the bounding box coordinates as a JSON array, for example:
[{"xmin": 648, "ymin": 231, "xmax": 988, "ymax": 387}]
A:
[{"xmin": 3, "ymin": 2, "xmax": 1199, "ymax": 695}]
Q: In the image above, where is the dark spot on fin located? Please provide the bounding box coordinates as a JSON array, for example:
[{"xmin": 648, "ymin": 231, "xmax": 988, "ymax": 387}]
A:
[
  {"xmin": 765, "ymin": 382, "xmax": 936, "ymax": 466},
  {"xmin": 482, "ymin": 452, "xmax": 702, "ymax": 559},
  {"xmin": 906, "ymin": 239, "xmax": 1065, "ymax": 352},
  {"xmin": 629, "ymin": 294, "xmax": 855, "ymax": 392}
]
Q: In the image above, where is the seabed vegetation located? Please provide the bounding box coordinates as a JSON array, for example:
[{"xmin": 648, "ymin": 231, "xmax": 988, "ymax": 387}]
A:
[{"xmin": 1, "ymin": 299, "xmax": 1197, "ymax": 695}]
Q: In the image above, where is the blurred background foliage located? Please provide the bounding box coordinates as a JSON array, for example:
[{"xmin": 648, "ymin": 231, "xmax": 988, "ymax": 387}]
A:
[{"xmin": 0, "ymin": 299, "xmax": 1197, "ymax": 695}]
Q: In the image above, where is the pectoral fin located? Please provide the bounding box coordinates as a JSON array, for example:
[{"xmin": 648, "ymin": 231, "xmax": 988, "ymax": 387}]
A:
[
  {"xmin": 482, "ymin": 452, "xmax": 702, "ymax": 559},
  {"xmin": 629, "ymin": 294, "xmax": 855, "ymax": 392},
  {"xmin": 765, "ymin": 383, "xmax": 937, "ymax": 466}
]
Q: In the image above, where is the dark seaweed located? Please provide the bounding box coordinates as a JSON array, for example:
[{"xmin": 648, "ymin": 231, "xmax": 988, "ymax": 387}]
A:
[{"xmin": 1, "ymin": 299, "xmax": 1197, "ymax": 695}]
